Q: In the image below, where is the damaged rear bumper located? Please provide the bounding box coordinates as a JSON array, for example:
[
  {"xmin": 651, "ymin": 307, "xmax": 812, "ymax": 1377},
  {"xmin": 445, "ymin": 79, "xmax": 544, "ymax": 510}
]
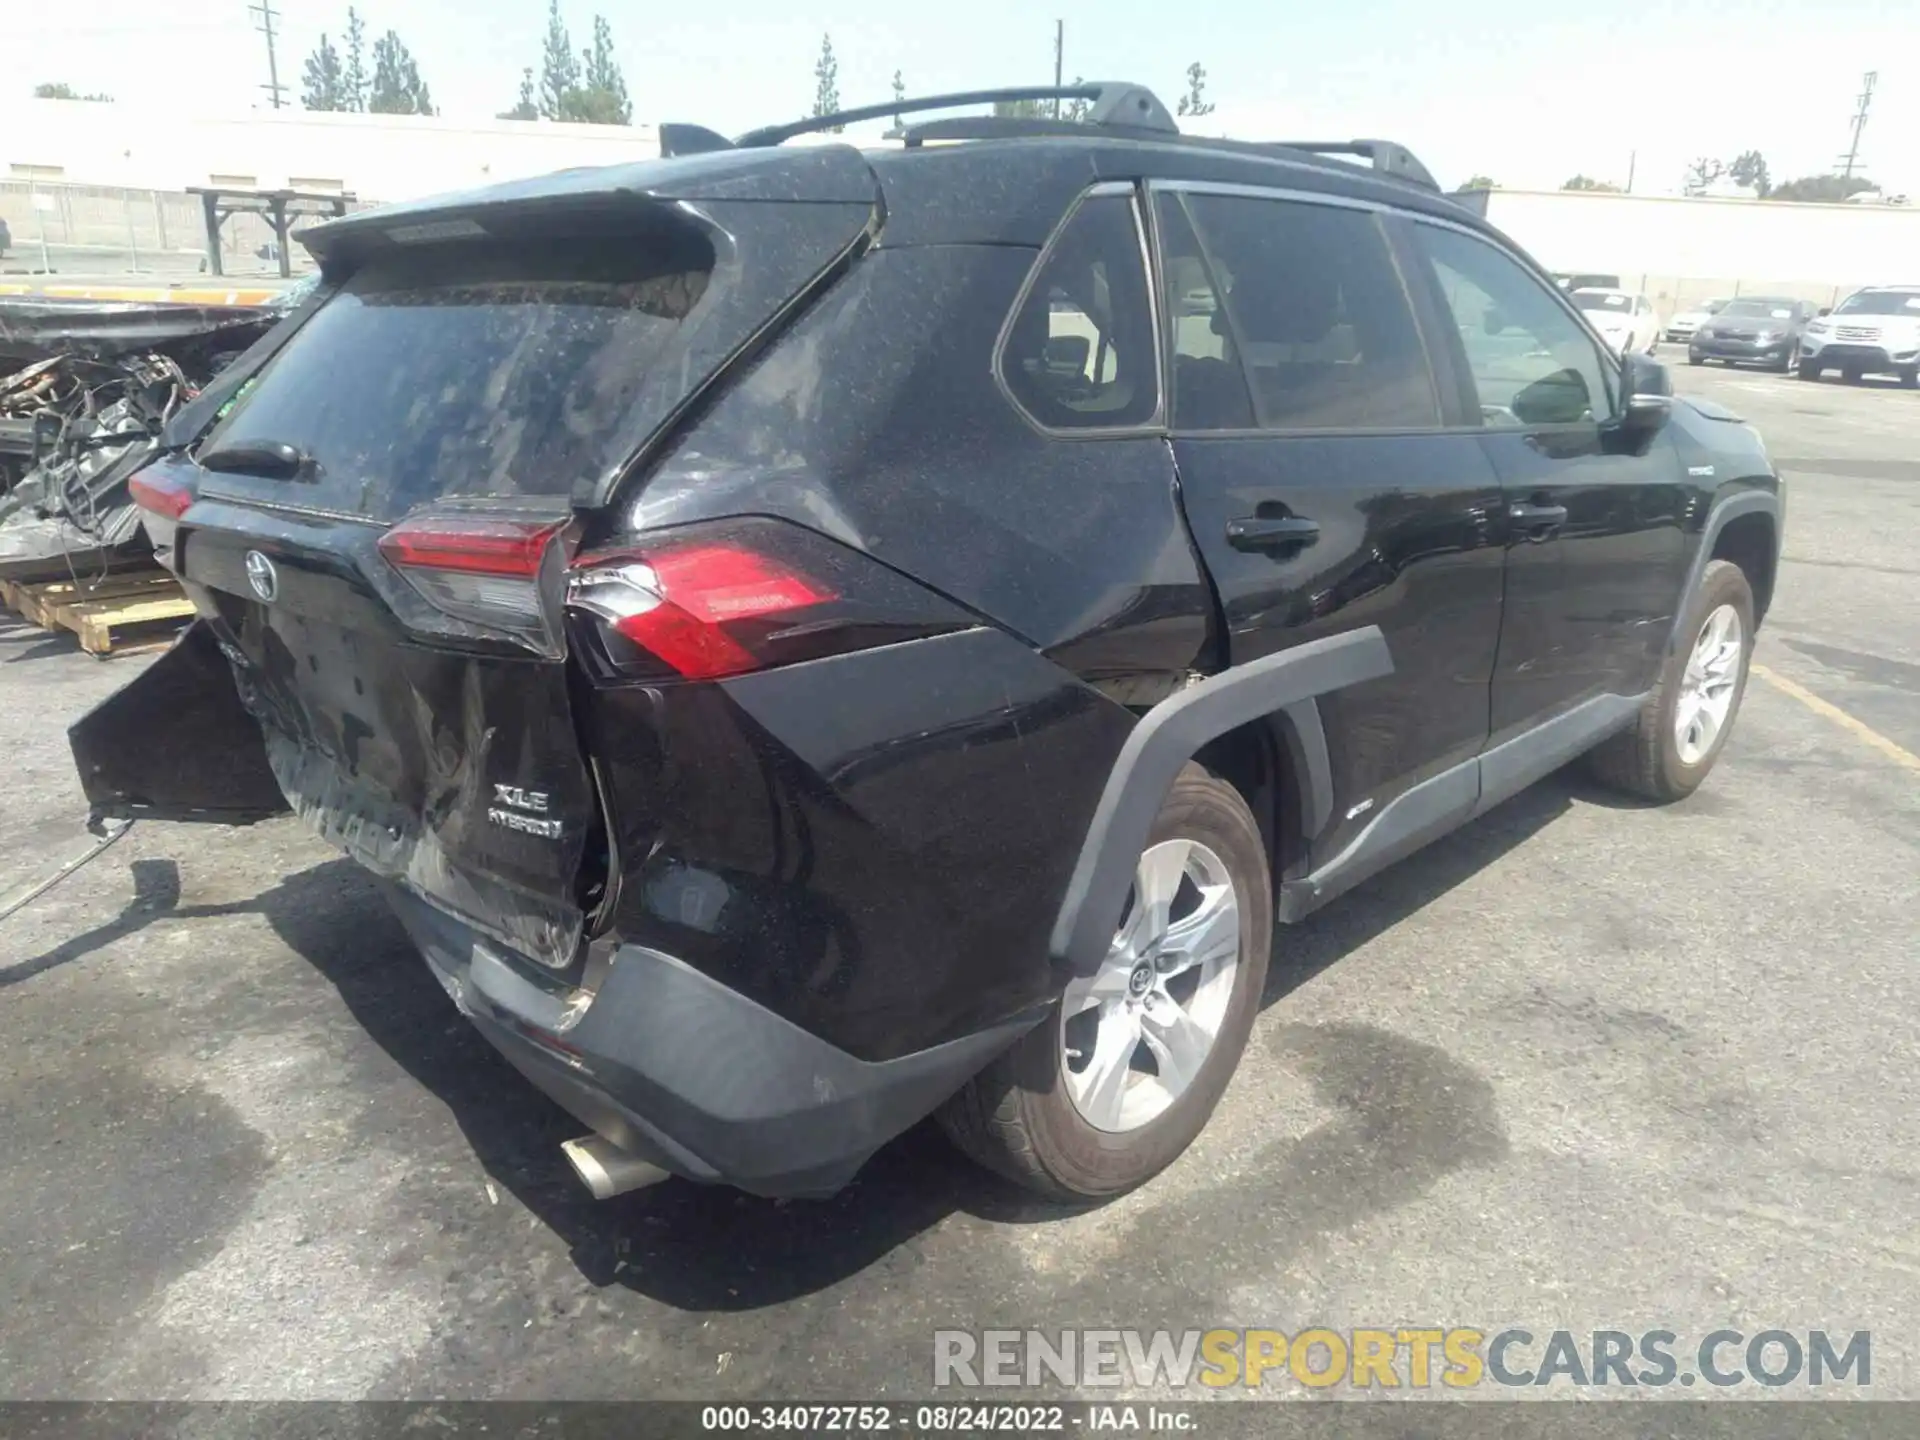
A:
[{"xmin": 383, "ymin": 886, "xmax": 1041, "ymax": 1199}]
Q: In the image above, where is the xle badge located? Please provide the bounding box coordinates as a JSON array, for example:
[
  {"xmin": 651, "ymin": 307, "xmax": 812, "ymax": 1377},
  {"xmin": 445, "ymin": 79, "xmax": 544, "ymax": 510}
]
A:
[{"xmin": 488, "ymin": 783, "xmax": 564, "ymax": 839}]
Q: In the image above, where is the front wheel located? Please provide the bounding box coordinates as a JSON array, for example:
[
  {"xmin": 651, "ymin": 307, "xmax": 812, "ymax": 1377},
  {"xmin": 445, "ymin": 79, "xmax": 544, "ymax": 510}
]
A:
[
  {"xmin": 1900, "ymin": 366, "xmax": 1918, "ymax": 390},
  {"xmin": 1588, "ymin": 559, "xmax": 1755, "ymax": 803},
  {"xmin": 939, "ymin": 764, "xmax": 1272, "ymax": 1200},
  {"xmin": 1796, "ymin": 359, "xmax": 1821, "ymax": 381}
]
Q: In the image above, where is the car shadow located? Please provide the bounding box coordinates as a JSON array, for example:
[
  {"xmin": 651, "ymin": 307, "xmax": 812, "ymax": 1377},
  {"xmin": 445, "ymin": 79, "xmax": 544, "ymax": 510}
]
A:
[{"xmin": 21, "ymin": 764, "xmax": 1596, "ymax": 1313}]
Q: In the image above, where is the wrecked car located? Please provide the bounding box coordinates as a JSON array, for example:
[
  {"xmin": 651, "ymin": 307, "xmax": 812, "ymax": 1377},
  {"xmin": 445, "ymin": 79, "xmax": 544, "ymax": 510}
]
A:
[
  {"xmin": 0, "ymin": 288, "xmax": 306, "ymax": 575},
  {"xmin": 67, "ymin": 83, "xmax": 1778, "ymax": 1205}
]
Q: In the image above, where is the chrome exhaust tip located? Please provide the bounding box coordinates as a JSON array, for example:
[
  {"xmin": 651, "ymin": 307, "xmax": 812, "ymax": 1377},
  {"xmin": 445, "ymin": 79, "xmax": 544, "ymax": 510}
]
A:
[{"xmin": 561, "ymin": 1135, "xmax": 670, "ymax": 1200}]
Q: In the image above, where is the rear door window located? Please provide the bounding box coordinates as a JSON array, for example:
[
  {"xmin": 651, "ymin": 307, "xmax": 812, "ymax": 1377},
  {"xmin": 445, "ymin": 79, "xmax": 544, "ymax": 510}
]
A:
[
  {"xmin": 202, "ymin": 234, "xmax": 713, "ymax": 520},
  {"xmin": 998, "ymin": 192, "xmax": 1160, "ymax": 431},
  {"xmin": 1164, "ymin": 191, "xmax": 1441, "ymax": 432}
]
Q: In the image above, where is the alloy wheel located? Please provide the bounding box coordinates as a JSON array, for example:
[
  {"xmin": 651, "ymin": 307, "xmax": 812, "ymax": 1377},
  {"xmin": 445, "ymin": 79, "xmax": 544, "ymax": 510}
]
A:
[
  {"xmin": 1061, "ymin": 838, "xmax": 1241, "ymax": 1133},
  {"xmin": 1675, "ymin": 603, "xmax": 1744, "ymax": 765}
]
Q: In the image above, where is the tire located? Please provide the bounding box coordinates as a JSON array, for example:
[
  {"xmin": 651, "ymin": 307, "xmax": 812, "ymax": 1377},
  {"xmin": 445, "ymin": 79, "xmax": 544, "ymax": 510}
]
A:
[
  {"xmin": 1774, "ymin": 349, "xmax": 1796, "ymax": 374},
  {"xmin": 1900, "ymin": 366, "xmax": 1918, "ymax": 390},
  {"xmin": 1796, "ymin": 360, "xmax": 1820, "ymax": 381},
  {"xmin": 939, "ymin": 763, "xmax": 1272, "ymax": 1201},
  {"xmin": 1588, "ymin": 559, "xmax": 1755, "ymax": 803},
  {"xmin": 1843, "ymin": 366, "xmax": 1864, "ymax": 384},
  {"xmin": 1687, "ymin": 353, "xmax": 1703, "ymax": 367}
]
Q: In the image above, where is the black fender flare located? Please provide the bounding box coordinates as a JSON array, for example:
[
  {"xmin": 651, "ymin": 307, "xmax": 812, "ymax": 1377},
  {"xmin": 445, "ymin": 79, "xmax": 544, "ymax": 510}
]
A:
[
  {"xmin": 1668, "ymin": 487, "xmax": 1780, "ymax": 654},
  {"xmin": 1048, "ymin": 625, "xmax": 1393, "ymax": 976}
]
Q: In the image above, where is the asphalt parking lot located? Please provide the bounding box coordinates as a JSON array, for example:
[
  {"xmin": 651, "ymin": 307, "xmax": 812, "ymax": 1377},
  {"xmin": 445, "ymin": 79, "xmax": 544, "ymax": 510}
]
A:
[{"xmin": 2, "ymin": 358, "xmax": 1916, "ymax": 1403}]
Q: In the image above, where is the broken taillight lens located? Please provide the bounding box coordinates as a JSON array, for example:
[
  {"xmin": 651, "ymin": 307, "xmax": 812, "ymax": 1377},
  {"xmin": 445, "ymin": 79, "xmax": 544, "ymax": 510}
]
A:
[
  {"xmin": 130, "ymin": 472, "xmax": 195, "ymax": 521},
  {"xmin": 568, "ymin": 518, "xmax": 972, "ymax": 682},
  {"xmin": 377, "ymin": 510, "xmax": 572, "ymax": 654}
]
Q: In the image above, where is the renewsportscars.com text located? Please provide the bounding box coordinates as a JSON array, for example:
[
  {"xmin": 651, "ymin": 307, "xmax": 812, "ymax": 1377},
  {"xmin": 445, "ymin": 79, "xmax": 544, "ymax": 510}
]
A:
[{"xmin": 933, "ymin": 1328, "xmax": 1871, "ymax": 1390}]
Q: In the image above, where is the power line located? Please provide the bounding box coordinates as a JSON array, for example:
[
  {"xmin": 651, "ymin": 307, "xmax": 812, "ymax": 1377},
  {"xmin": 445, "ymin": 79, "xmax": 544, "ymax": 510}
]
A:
[
  {"xmin": 250, "ymin": 0, "xmax": 287, "ymax": 110},
  {"xmin": 1838, "ymin": 70, "xmax": 1875, "ymax": 180}
]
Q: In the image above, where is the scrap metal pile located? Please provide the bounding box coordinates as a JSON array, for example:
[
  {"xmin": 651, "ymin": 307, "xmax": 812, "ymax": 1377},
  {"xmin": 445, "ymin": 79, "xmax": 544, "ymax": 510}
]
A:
[{"xmin": 0, "ymin": 291, "xmax": 298, "ymax": 576}]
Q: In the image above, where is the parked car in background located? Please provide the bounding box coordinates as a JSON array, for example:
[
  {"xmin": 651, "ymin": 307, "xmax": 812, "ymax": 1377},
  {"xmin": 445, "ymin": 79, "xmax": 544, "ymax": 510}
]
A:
[
  {"xmin": 1688, "ymin": 297, "xmax": 1814, "ymax": 372},
  {"xmin": 1554, "ymin": 271, "xmax": 1621, "ymax": 292},
  {"xmin": 1572, "ymin": 287, "xmax": 1659, "ymax": 354},
  {"xmin": 1664, "ymin": 297, "xmax": 1729, "ymax": 344},
  {"xmin": 71, "ymin": 84, "xmax": 1784, "ymax": 1205},
  {"xmin": 1797, "ymin": 286, "xmax": 1920, "ymax": 386},
  {"xmin": 0, "ymin": 218, "xmax": 11, "ymax": 258}
]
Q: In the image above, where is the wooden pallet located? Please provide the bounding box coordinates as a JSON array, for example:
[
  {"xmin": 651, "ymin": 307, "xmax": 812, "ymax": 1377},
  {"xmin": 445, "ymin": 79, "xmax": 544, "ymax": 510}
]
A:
[{"xmin": 0, "ymin": 568, "xmax": 194, "ymax": 656}]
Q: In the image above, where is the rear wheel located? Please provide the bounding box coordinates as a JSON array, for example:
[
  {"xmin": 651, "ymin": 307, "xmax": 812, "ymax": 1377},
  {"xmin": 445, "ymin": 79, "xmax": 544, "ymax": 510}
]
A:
[
  {"xmin": 1687, "ymin": 353, "xmax": 1704, "ymax": 366},
  {"xmin": 1588, "ymin": 559, "xmax": 1754, "ymax": 803},
  {"xmin": 1900, "ymin": 366, "xmax": 1918, "ymax": 389},
  {"xmin": 940, "ymin": 764, "xmax": 1271, "ymax": 1201}
]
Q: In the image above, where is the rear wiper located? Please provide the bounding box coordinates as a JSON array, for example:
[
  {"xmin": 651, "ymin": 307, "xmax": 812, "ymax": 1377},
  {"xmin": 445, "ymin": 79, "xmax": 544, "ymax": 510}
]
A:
[{"xmin": 197, "ymin": 439, "xmax": 316, "ymax": 480}]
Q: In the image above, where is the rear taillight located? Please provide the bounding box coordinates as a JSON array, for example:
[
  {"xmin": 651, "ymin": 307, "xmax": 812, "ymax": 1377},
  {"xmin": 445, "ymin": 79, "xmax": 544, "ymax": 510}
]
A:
[
  {"xmin": 377, "ymin": 510, "xmax": 572, "ymax": 655},
  {"xmin": 568, "ymin": 518, "xmax": 972, "ymax": 682},
  {"xmin": 569, "ymin": 543, "xmax": 836, "ymax": 680},
  {"xmin": 130, "ymin": 472, "xmax": 194, "ymax": 520}
]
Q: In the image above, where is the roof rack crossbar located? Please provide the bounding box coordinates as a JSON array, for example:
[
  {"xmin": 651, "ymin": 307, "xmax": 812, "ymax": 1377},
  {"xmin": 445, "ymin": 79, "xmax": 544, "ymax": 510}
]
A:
[
  {"xmin": 732, "ymin": 83, "xmax": 1176, "ymax": 149},
  {"xmin": 1269, "ymin": 140, "xmax": 1439, "ymax": 191}
]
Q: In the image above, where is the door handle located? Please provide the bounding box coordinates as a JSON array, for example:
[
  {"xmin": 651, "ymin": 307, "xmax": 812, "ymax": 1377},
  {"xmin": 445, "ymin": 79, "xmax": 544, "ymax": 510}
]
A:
[
  {"xmin": 1508, "ymin": 501, "xmax": 1568, "ymax": 542},
  {"xmin": 1228, "ymin": 514, "xmax": 1321, "ymax": 554}
]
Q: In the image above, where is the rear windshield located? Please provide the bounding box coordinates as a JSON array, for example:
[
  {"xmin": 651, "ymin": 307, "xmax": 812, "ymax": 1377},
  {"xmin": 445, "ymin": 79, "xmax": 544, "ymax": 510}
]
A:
[
  {"xmin": 1573, "ymin": 291, "xmax": 1631, "ymax": 311},
  {"xmin": 202, "ymin": 234, "xmax": 712, "ymax": 519},
  {"xmin": 1836, "ymin": 290, "xmax": 1920, "ymax": 316}
]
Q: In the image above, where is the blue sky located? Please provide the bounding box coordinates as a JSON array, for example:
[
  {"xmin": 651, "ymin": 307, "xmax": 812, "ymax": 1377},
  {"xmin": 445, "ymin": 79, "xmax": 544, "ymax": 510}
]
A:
[{"xmin": 7, "ymin": 0, "xmax": 1917, "ymax": 195}]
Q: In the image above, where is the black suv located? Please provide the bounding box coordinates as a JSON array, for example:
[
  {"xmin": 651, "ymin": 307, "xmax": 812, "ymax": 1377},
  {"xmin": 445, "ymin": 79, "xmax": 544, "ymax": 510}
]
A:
[{"xmin": 72, "ymin": 84, "xmax": 1784, "ymax": 1203}]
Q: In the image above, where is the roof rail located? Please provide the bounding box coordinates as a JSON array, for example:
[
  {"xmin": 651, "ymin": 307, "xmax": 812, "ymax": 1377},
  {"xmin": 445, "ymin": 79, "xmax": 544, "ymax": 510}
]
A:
[
  {"xmin": 728, "ymin": 83, "xmax": 1176, "ymax": 149},
  {"xmin": 658, "ymin": 88, "xmax": 1440, "ymax": 196},
  {"xmin": 1265, "ymin": 140, "xmax": 1439, "ymax": 191}
]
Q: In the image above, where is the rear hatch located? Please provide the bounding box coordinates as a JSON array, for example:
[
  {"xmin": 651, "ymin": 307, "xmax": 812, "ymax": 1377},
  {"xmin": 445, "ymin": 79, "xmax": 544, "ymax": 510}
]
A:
[{"xmin": 121, "ymin": 153, "xmax": 878, "ymax": 975}]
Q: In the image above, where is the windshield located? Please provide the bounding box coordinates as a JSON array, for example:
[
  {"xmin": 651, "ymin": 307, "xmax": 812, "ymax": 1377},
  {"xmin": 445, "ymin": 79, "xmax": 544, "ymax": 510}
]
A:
[
  {"xmin": 1574, "ymin": 292, "xmax": 1631, "ymax": 312},
  {"xmin": 1835, "ymin": 290, "xmax": 1920, "ymax": 316},
  {"xmin": 1720, "ymin": 300, "xmax": 1797, "ymax": 319},
  {"xmin": 202, "ymin": 234, "xmax": 712, "ymax": 520}
]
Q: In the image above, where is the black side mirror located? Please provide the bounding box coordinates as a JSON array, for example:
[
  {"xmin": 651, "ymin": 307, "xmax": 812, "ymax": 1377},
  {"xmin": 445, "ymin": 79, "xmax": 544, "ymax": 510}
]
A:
[
  {"xmin": 1611, "ymin": 351, "xmax": 1671, "ymax": 449},
  {"xmin": 1817, "ymin": 307, "xmax": 1832, "ymax": 318}
]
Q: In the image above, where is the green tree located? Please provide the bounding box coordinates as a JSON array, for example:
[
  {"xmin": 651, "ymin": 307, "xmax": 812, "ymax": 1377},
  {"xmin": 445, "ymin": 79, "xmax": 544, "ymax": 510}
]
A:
[
  {"xmin": 812, "ymin": 33, "xmax": 841, "ymax": 127},
  {"xmin": 1175, "ymin": 62, "xmax": 1215, "ymax": 117},
  {"xmin": 1682, "ymin": 157, "xmax": 1724, "ymax": 196},
  {"xmin": 33, "ymin": 82, "xmax": 112, "ymax": 101},
  {"xmin": 1769, "ymin": 173, "xmax": 1880, "ymax": 203},
  {"xmin": 343, "ymin": 7, "xmax": 369, "ymax": 111},
  {"xmin": 1728, "ymin": 150, "xmax": 1771, "ymax": 197},
  {"xmin": 575, "ymin": 15, "xmax": 631, "ymax": 124},
  {"xmin": 539, "ymin": 0, "xmax": 580, "ymax": 120},
  {"xmin": 301, "ymin": 34, "xmax": 349, "ymax": 110},
  {"xmin": 1062, "ymin": 75, "xmax": 1090, "ymax": 123},
  {"xmin": 1562, "ymin": 175, "xmax": 1621, "ymax": 192},
  {"xmin": 368, "ymin": 29, "xmax": 434, "ymax": 114},
  {"xmin": 1454, "ymin": 175, "xmax": 1497, "ymax": 192},
  {"xmin": 499, "ymin": 67, "xmax": 538, "ymax": 120},
  {"xmin": 993, "ymin": 98, "xmax": 1048, "ymax": 118}
]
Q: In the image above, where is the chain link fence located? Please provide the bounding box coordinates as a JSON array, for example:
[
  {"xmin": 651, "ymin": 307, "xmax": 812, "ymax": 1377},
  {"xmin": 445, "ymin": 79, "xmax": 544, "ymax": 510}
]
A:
[{"xmin": 0, "ymin": 180, "xmax": 373, "ymax": 280}]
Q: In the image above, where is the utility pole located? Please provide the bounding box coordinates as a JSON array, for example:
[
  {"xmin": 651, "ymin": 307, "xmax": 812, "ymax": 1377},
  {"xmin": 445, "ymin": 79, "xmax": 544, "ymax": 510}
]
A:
[
  {"xmin": 1839, "ymin": 70, "xmax": 1875, "ymax": 179},
  {"xmin": 250, "ymin": 0, "xmax": 287, "ymax": 110},
  {"xmin": 1626, "ymin": 151, "xmax": 1636, "ymax": 194},
  {"xmin": 1053, "ymin": 19, "xmax": 1064, "ymax": 119}
]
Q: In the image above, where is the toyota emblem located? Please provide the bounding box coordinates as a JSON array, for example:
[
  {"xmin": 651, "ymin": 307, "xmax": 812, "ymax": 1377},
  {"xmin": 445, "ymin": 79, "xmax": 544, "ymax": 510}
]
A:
[{"xmin": 244, "ymin": 550, "xmax": 279, "ymax": 603}]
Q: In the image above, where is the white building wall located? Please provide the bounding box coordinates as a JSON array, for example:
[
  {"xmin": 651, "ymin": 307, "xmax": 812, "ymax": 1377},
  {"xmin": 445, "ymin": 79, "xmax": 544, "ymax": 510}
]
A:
[
  {"xmin": 1474, "ymin": 189, "xmax": 1920, "ymax": 311},
  {"xmin": 2, "ymin": 98, "xmax": 662, "ymax": 203}
]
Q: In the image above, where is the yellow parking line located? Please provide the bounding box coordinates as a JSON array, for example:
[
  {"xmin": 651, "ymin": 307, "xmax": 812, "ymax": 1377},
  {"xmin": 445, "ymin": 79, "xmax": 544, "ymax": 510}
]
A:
[{"xmin": 1751, "ymin": 663, "xmax": 1920, "ymax": 772}]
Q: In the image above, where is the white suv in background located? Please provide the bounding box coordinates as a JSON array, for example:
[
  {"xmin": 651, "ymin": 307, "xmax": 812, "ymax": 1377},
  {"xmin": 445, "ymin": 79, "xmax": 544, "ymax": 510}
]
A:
[{"xmin": 1798, "ymin": 286, "xmax": 1920, "ymax": 387}]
